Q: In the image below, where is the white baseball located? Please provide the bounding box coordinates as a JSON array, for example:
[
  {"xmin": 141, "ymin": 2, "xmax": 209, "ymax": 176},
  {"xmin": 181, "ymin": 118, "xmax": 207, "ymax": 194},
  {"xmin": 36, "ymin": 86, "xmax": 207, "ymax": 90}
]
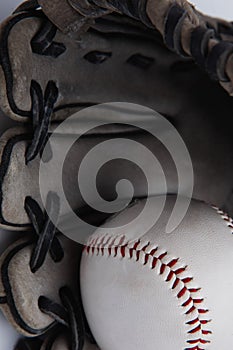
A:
[{"xmin": 80, "ymin": 195, "xmax": 233, "ymax": 350}]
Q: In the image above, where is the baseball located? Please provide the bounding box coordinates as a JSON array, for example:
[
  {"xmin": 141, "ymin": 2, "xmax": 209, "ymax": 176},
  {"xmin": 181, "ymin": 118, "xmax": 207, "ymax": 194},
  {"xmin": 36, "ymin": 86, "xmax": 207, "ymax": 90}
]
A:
[{"xmin": 80, "ymin": 195, "xmax": 233, "ymax": 349}]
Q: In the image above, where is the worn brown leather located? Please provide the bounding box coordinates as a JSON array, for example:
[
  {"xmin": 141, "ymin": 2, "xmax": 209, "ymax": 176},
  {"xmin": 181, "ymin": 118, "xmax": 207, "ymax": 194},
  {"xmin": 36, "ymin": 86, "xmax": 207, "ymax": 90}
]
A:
[
  {"xmin": 37, "ymin": 0, "xmax": 91, "ymax": 34},
  {"xmin": 0, "ymin": 9, "xmax": 177, "ymax": 122},
  {"xmin": 0, "ymin": 2, "xmax": 232, "ymax": 349},
  {"xmin": 38, "ymin": 0, "xmax": 233, "ymax": 95},
  {"xmin": 1, "ymin": 1, "xmax": 233, "ymax": 127},
  {"xmin": 0, "ymin": 234, "xmax": 81, "ymax": 337}
]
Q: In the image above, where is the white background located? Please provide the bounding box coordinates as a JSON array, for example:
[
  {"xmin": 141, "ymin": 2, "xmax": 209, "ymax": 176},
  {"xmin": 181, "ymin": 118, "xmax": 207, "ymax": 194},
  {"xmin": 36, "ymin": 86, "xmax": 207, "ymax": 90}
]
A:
[
  {"xmin": 0, "ymin": 0, "xmax": 232, "ymax": 349},
  {"xmin": 192, "ymin": 0, "xmax": 233, "ymax": 20}
]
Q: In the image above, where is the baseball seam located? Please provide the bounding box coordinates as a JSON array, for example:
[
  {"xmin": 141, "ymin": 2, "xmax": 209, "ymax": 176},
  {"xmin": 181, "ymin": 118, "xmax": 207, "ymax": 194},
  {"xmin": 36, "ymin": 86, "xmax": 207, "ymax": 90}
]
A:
[
  {"xmin": 211, "ymin": 206, "xmax": 233, "ymax": 234},
  {"xmin": 85, "ymin": 234, "xmax": 212, "ymax": 350}
]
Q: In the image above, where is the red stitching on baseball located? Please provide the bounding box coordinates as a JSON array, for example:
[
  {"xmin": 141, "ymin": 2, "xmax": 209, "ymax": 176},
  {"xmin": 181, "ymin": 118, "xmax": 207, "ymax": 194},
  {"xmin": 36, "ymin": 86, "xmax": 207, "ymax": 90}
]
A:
[
  {"xmin": 84, "ymin": 236, "xmax": 212, "ymax": 349},
  {"xmin": 212, "ymin": 206, "xmax": 233, "ymax": 233}
]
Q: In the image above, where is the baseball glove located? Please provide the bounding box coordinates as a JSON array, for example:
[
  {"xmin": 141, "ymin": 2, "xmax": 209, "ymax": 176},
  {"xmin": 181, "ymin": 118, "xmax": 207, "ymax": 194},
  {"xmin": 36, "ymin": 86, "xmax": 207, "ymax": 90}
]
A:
[{"xmin": 0, "ymin": 0, "xmax": 232, "ymax": 349}]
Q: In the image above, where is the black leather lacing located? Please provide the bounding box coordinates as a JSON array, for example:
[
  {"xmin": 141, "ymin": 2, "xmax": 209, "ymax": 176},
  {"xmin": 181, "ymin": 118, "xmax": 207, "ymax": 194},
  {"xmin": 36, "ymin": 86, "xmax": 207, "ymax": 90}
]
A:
[
  {"xmin": 68, "ymin": 0, "xmax": 154, "ymax": 27},
  {"xmin": 12, "ymin": 1, "xmax": 62, "ymax": 164},
  {"xmin": 39, "ymin": 286, "xmax": 85, "ymax": 350},
  {"xmin": 205, "ymin": 41, "xmax": 233, "ymax": 81},
  {"xmin": 23, "ymin": 192, "xmax": 89, "ymax": 350},
  {"xmin": 164, "ymin": 3, "xmax": 233, "ymax": 83},
  {"xmin": 25, "ymin": 80, "xmax": 58, "ymax": 164},
  {"xmin": 25, "ymin": 191, "xmax": 63, "ymax": 273},
  {"xmin": 164, "ymin": 4, "xmax": 189, "ymax": 57},
  {"xmin": 97, "ymin": 0, "xmax": 154, "ymax": 27},
  {"xmin": 9, "ymin": 6, "xmax": 85, "ymax": 349},
  {"xmin": 190, "ymin": 26, "xmax": 215, "ymax": 68},
  {"xmin": 68, "ymin": 0, "xmax": 112, "ymax": 18},
  {"xmin": 191, "ymin": 26, "xmax": 233, "ymax": 82},
  {"xmin": 31, "ymin": 19, "xmax": 66, "ymax": 58}
]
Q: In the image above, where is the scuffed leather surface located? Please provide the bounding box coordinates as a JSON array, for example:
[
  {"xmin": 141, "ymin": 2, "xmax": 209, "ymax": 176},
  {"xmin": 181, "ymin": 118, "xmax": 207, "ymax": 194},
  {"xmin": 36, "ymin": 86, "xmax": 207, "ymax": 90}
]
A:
[
  {"xmin": 38, "ymin": 0, "xmax": 93, "ymax": 33},
  {"xmin": 0, "ymin": 12, "xmax": 172, "ymax": 122},
  {"xmin": 0, "ymin": 7, "xmax": 233, "ymax": 230},
  {"xmin": 0, "ymin": 235, "xmax": 81, "ymax": 336}
]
